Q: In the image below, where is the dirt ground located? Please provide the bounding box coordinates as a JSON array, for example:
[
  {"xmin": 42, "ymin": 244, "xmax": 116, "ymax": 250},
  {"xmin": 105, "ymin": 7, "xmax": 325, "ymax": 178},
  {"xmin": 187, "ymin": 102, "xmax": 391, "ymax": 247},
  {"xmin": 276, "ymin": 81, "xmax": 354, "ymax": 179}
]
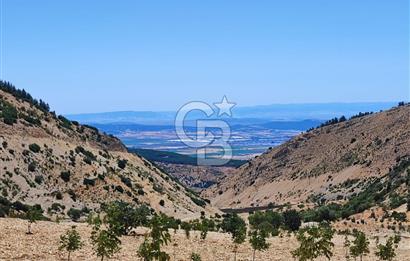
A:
[{"xmin": 1, "ymin": 218, "xmax": 410, "ymax": 261}]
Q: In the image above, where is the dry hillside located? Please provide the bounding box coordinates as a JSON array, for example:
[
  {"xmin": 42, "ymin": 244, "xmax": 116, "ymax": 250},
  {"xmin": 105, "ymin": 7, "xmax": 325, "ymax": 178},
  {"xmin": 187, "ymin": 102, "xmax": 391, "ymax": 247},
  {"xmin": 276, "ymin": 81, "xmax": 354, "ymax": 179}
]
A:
[
  {"xmin": 0, "ymin": 85, "xmax": 214, "ymax": 220},
  {"xmin": 206, "ymin": 104, "xmax": 410, "ymax": 209}
]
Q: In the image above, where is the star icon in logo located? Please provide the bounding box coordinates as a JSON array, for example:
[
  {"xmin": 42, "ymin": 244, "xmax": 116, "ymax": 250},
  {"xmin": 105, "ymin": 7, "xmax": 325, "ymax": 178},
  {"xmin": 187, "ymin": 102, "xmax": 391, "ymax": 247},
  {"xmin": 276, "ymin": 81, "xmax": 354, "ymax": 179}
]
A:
[{"xmin": 214, "ymin": 95, "xmax": 236, "ymax": 117}]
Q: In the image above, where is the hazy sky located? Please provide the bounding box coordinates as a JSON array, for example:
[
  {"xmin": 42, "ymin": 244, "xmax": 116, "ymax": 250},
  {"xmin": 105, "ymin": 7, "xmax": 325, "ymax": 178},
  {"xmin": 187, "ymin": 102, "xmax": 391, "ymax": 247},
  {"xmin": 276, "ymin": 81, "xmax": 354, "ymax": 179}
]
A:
[{"xmin": 1, "ymin": 0, "xmax": 409, "ymax": 114}]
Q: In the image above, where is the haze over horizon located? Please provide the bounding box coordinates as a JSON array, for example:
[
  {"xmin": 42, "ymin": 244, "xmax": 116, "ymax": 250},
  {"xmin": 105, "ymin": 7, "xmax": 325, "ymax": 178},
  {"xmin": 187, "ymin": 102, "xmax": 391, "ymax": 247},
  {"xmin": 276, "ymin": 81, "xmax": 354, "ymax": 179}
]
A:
[{"xmin": 1, "ymin": 0, "xmax": 409, "ymax": 114}]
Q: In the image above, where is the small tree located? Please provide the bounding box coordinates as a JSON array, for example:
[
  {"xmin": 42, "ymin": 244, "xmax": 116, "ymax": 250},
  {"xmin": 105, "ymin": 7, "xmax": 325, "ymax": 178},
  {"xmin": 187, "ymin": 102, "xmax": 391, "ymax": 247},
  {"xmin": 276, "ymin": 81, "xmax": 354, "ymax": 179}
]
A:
[
  {"xmin": 249, "ymin": 230, "xmax": 270, "ymax": 261},
  {"xmin": 375, "ymin": 235, "xmax": 401, "ymax": 261},
  {"xmin": 181, "ymin": 222, "xmax": 192, "ymax": 239},
  {"xmin": 221, "ymin": 213, "xmax": 247, "ymax": 261},
  {"xmin": 350, "ymin": 231, "xmax": 369, "ymax": 261},
  {"xmin": 138, "ymin": 214, "xmax": 171, "ymax": 261},
  {"xmin": 89, "ymin": 215, "xmax": 121, "ymax": 261},
  {"xmin": 291, "ymin": 225, "xmax": 334, "ymax": 261},
  {"xmin": 200, "ymin": 219, "xmax": 210, "ymax": 240},
  {"xmin": 343, "ymin": 235, "xmax": 351, "ymax": 259},
  {"xmin": 26, "ymin": 206, "xmax": 42, "ymax": 234},
  {"xmin": 103, "ymin": 201, "xmax": 151, "ymax": 236},
  {"xmin": 59, "ymin": 226, "xmax": 83, "ymax": 261}
]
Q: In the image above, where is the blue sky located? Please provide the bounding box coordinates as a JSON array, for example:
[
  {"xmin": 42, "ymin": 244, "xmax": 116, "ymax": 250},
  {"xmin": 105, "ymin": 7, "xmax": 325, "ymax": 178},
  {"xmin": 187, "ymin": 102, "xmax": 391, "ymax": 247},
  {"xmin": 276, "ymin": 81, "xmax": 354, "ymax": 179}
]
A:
[{"xmin": 1, "ymin": 0, "xmax": 409, "ymax": 114}]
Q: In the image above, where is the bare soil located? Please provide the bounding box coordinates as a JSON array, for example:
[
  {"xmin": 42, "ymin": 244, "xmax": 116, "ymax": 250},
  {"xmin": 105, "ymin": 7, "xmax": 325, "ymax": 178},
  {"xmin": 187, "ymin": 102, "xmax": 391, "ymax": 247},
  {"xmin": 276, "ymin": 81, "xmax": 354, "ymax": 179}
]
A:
[{"xmin": 1, "ymin": 218, "xmax": 410, "ymax": 261}]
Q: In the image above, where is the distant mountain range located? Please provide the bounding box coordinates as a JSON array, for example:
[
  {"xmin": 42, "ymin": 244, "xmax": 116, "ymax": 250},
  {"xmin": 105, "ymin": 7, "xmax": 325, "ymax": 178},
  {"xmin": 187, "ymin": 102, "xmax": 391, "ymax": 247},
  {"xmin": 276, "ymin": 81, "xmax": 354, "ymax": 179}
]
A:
[{"xmin": 66, "ymin": 102, "xmax": 398, "ymax": 125}]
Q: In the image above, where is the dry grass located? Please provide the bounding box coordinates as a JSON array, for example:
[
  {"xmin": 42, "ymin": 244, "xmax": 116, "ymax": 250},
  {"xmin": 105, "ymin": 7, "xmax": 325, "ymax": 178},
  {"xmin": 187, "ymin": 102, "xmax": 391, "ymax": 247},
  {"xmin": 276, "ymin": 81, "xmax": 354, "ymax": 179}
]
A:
[{"xmin": 1, "ymin": 218, "xmax": 410, "ymax": 261}]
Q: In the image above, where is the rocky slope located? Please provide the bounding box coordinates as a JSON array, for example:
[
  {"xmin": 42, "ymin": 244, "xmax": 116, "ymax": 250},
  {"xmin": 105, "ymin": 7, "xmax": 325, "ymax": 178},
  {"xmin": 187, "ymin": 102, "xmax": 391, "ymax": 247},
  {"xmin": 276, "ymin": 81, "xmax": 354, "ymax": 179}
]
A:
[
  {"xmin": 155, "ymin": 162, "xmax": 236, "ymax": 191},
  {"xmin": 0, "ymin": 83, "xmax": 213, "ymax": 219},
  {"xmin": 206, "ymin": 104, "xmax": 410, "ymax": 209}
]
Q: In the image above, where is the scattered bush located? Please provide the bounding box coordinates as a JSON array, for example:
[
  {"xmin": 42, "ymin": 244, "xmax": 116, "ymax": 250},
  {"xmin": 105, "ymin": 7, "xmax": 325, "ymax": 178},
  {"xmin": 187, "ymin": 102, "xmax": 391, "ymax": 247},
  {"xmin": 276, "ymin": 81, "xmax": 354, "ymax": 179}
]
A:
[
  {"xmin": 283, "ymin": 209, "xmax": 301, "ymax": 231},
  {"xmin": 191, "ymin": 253, "xmax": 201, "ymax": 261},
  {"xmin": 60, "ymin": 171, "xmax": 71, "ymax": 182},
  {"xmin": 28, "ymin": 162, "xmax": 36, "ymax": 172},
  {"xmin": 120, "ymin": 176, "xmax": 132, "ymax": 188},
  {"xmin": 83, "ymin": 178, "xmax": 96, "ymax": 186},
  {"xmin": 117, "ymin": 159, "xmax": 127, "ymax": 169},
  {"xmin": 34, "ymin": 175, "xmax": 43, "ymax": 184},
  {"xmin": 29, "ymin": 143, "xmax": 41, "ymax": 153},
  {"xmin": 159, "ymin": 199, "xmax": 165, "ymax": 207},
  {"xmin": 67, "ymin": 208, "xmax": 82, "ymax": 222}
]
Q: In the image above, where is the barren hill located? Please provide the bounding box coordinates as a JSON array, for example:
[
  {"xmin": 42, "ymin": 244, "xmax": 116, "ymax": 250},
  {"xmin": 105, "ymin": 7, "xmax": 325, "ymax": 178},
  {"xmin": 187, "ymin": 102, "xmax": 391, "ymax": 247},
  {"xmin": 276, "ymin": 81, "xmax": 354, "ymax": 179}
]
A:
[
  {"xmin": 206, "ymin": 104, "xmax": 410, "ymax": 209},
  {"xmin": 0, "ymin": 83, "xmax": 213, "ymax": 220}
]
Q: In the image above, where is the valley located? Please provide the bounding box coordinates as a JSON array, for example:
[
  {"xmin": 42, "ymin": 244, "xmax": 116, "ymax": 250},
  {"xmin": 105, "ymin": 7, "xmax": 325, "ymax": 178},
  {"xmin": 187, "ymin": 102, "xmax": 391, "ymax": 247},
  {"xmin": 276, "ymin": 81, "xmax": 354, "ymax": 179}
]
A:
[
  {"xmin": 1, "ymin": 83, "xmax": 409, "ymax": 261},
  {"xmin": 2, "ymin": 1, "xmax": 408, "ymax": 260}
]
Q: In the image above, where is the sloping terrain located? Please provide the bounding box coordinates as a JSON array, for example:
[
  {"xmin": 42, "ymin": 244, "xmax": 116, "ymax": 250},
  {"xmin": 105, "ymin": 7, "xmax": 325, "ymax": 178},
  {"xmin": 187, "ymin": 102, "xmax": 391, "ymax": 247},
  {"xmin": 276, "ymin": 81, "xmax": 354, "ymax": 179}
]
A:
[
  {"xmin": 0, "ymin": 83, "xmax": 213, "ymax": 219},
  {"xmin": 206, "ymin": 104, "xmax": 410, "ymax": 209}
]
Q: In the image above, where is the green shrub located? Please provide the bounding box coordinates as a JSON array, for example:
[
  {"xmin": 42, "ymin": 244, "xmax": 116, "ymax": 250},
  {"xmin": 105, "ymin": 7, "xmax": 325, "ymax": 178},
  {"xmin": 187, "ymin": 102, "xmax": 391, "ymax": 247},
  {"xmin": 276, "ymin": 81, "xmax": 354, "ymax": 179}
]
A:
[
  {"xmin": 391, "ymin": 211, "xmax": 407, "ymax": 222},
  {"xmin": 191, "ymin": 253, "xmax": 201, "ymax": 261},
  {"xmin": 189, "ymin": 196, "xmax": 206, "ymax": 208},
  {"xmin": 68, "ymin": 208, "xmax": 82, "ymax": 221},
  {"xmin": 0, "ymin": 99, "xmax": 18, "ymax": 125},
  {"xmin": 28, "ymin": 162, "xmax": 36, "ymax": 172},
  {"xmin": 249, "ymin": 210, "xmax": 283, "ymax": 234},
  {"xmin": 120, "ymin": 176, "xmax": 132, "ymax": 188},
  {"xmin": 29, "ymin": 143, "xmax": 41, "ymax": 153},
  {"xmin": 0, "ymin": 196, "xmax": 11, "ymax": 217},
  {"xmin": 50, "ymin": 203, "xmax": 65, "ymax": 212},
  {"xmin": 114, "ymin": 185, "xmax": 124, "ymax": 193},
  {"xmin": 34, "ymin": 175, "xmax": 43, "ymax": 184},
  {"xmin": 83, "ymin": 178, "xmax": 96, "ymax": 186},
  {"xmin": 60, "ymin": 171, "xmax": 71, "ymax": 182},
  {"xmin": 283, "ymin": 210, "xmax": 301, "ymax": 231},
  {"xmin": 117, "ymin": 159, "xmax": 127, "ymax": 169}
]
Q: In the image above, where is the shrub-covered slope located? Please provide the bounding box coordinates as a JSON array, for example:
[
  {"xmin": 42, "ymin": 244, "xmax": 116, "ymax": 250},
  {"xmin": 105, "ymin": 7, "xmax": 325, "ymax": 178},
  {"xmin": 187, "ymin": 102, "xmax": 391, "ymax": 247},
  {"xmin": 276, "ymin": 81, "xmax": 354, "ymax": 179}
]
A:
[
  {"xmin": 207, "ymin": 103, "xmax": 410, "ymax": 213},
  {"xmin": 0, "ymin": 82, "xmax": 213, "ymax": 220}
]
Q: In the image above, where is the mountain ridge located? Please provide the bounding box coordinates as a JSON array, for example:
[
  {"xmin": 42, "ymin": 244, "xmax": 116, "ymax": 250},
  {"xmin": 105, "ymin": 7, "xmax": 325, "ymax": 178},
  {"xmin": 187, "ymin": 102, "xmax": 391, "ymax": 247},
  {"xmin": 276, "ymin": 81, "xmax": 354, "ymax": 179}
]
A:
[{"xmin": 205, "ymin": 103, "xmax": 410, "ymax": 212}]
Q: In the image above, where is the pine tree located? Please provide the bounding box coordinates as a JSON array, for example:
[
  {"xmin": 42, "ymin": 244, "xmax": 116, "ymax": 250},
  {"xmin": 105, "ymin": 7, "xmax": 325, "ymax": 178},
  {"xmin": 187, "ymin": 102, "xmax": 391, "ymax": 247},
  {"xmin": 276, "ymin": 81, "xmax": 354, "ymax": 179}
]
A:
[{"xmin": 59, "ymin": 226, "xmax": 83, "ymax": 261}]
